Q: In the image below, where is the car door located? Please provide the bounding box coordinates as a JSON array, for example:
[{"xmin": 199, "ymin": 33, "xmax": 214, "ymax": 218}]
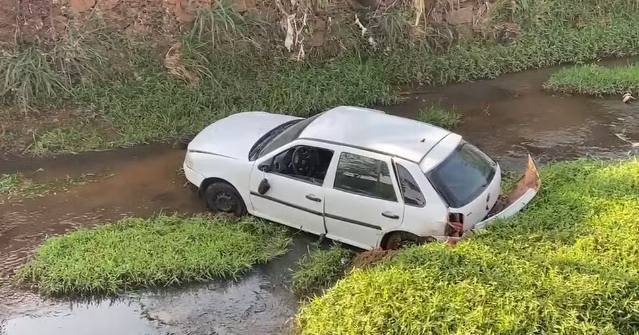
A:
[
  {"xmin": 248, "ymin": 142, "xmax": 334, "ymax": 237},
  {"xmin": 323, "ymin": 149, "xmax": 404, "ymax": 249}
]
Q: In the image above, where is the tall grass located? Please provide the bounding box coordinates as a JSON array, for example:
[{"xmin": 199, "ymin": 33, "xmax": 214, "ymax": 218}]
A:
[
  {"xmin": 0, "ymin": 32, "xmax": 106, "ymax": 113},
  {"xmin": 292, "ymin": 245, "xmax": 356, "ymax": 297},
  {"xmin": 297, "ymin": 159, "xmax": 639, "ymax": 334},
  {"xmin": 0, "ymin": 45, "xmax": 65, "ymax": 112},
  {"xmin": 5, "ymin": 1, "xmax": 639, "ymax": 154},
  {"xmin": 187, "ymin": 0, "xmax": 251, "ymax": 52},
  {"xmin": 544, "ymin": 63, "xmax": 639, "ymax": 96},
  {"xmin": 15, "ymin": 214, "xmax": 292, "ymax": 295},
  {"xmin": 417, "ymin": 105, "xmax": 460, "ymax": 129}
]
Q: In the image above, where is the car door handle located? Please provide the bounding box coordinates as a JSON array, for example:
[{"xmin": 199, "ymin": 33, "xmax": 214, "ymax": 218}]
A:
[
  {"xmin": 305, "ymin": 194, "xmax": 321, "ymax": 202},
  {"xmin": 382, "ymin": 211, "xmax": 399, "ymax": 219}
]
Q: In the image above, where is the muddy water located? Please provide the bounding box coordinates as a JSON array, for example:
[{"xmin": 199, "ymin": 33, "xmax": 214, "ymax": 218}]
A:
[
  {"xmin": 385, "ymin": 59, "xmax": 639, "ymax": 171},
  {"xmin": 2, "ymin": 63, "xmax": 639, "ymax": 334},
  {"xmin": 0, "ymin": 146, "xmax": 315, "ymax": 334}
]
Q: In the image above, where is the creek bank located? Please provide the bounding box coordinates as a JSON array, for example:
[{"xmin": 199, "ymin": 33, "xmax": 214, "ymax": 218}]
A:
[{"xmin": 2, "ymin": 63, "xmax": 639, "ymax": 334}]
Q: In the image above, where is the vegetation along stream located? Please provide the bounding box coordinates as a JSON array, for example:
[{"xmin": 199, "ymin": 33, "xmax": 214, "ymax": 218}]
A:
[{"xmin": 1, "ymin": 62, "xmax": 638, "ymax": 334}]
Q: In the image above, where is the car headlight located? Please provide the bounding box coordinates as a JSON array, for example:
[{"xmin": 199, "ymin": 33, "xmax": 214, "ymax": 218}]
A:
[{"xmin": 184, "ymin": 154, "xmax": 194, "ymax": 169}]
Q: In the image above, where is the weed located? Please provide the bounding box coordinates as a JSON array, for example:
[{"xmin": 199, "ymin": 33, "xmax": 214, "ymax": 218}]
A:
[
  {"xmin": 417, "ymin": 105, "xmax": 460, "ymax": 129},
  {"xmin": 0, "ymin": 44, "xmax": 65, "ymax": 113},
  {"xmin": 15, "ymin": 214, "xmax": 292, "ymax": 295},
  {"xmin": 187, "ymin": 1, "xmax": 250, "ymax": 51},
  {"xmin": 297, "ymin": 159, "xmax": 639, "ymax": 334},
  {"xmin": 544, "ymin": 63, "xmax": 639, "ymax": 96},
  {"xmin": 292, "ymin": 244, "xmax": 355, "ymax": 296},
  {"xmin": 32, "ymin": 55, "xmax": 397, "ymax": 154},
  {"xmin": 5, "ymin": 2, "xmax": 639, "ymax": 154}
]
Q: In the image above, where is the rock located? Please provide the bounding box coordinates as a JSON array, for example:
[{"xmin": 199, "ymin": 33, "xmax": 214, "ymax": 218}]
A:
[
  {"xmin": 447, "ymin": 5, "xmax": 474, "ymax": 25},
  {"xmin": 69, "ymin": 0, "xmax": 95, "ymax": 13}
]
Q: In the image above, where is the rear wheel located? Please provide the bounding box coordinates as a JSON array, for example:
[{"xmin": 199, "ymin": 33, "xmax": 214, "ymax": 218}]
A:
[
  {"xmin": 384, "ymin": 232, "xmax": 429, "ymax": 250},
  {"xmin": 204, "ymin": 183, "xmax": 247, "ymax": 217}
]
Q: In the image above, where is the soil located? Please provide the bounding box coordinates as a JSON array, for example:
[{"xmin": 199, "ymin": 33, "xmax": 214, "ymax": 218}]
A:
[{"xmin": 1, "ymin": 63, "xmax": 639, "ymax": 334}]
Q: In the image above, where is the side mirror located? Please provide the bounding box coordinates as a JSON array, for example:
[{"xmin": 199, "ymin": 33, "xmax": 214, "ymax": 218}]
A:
[
  {"xmin": 258, "ymin": 163, "xmax": 270, "ymax": 172},
  {"xmin": 258, "ymin": 178, "xmax": 270, "ymax": 195}
]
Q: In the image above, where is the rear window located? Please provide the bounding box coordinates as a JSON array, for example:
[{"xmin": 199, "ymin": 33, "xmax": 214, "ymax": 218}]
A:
[
  {"xmin": 334, "ymin": 152, "xmax": 397, "ymax": 202},
  {"xmin": 427, "ymin": 141, "xmax": 496, "ymax": 208}
]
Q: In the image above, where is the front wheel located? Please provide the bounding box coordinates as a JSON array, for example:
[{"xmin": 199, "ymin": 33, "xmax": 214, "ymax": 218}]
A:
[{"xmin": 204, "ymin": 183, "xmax": 247, "ymax": 217}]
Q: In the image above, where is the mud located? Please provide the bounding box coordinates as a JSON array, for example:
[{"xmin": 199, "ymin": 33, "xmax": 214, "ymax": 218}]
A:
[{"xmin": 2, "ymin": 62, "xmax": 639, "ymax": 334}]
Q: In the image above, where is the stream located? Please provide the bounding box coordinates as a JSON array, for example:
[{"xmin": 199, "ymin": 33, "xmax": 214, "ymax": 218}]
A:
[{"xmin": 1, "ymin": 61, "xmax": 638, "ymax": 335}]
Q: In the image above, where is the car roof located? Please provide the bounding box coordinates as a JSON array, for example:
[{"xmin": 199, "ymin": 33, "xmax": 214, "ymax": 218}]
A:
[{"xmin": 298, "ymin": 106, "xmax": 453, "ymax": 163}]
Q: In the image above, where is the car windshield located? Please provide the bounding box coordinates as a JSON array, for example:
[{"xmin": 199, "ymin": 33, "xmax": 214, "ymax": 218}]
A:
[
  {"xmin": 427, "ymin": 141, "xmax": 496, "ymax": 208},
  {"xmin": 253, "ymin": 113, "xmax": 323, "ymax": 159}
]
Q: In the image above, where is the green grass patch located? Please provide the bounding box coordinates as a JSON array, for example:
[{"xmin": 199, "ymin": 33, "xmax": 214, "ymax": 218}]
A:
[
  {"xmin": 5, "ymin": 8, "xmax": 639, "ymax": 154},
  {"xmin": 15, "ymin": 214, "xmax": 292, "ymax": 295},
  {"xmin": 292, "ymin": 245, "xmax": 356, "ymax": 297},
  {"xmin": 0, "ymin": 172, "xmax": 102, "ymax": 198},
  {"xmin": 417, "ymin": 105, "xmax": 461, "ymax": 129},
  {"xmin": 544, "ymin": 63, "xmax": 639, "ymax": 95},
  {"xmin": 297, "ymin": 159, "xmax": 639, "ymax": 335}
]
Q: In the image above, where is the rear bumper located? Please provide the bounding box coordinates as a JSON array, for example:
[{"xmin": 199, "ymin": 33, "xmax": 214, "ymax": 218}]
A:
[{"xmin": 462, "ymin": 155, "xmax": 541, "ymax": 239}]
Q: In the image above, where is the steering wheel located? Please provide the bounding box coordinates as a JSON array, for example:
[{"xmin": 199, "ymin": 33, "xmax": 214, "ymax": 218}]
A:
[{"xmin": 292, "ymin": 146, "xmax": 319, "ymax": 177}]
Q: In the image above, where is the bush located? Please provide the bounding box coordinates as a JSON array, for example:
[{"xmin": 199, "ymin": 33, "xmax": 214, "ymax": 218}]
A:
[
  {"xmin": 16, "ymin": 214, "xmax": 291, "ymax": 295},
  {"xmin": 544, "ymin": 63, "xmax": 639, "ymax": 96},
  {"xmin": 297, "ymin": 159, "xmax": 639, "ymax": 335}
]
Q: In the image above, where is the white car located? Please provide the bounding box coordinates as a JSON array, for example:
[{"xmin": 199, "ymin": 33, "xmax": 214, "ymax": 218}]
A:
[{"xmin": 183, "ymin": 106, "xmax": 540, "ymax": 250}]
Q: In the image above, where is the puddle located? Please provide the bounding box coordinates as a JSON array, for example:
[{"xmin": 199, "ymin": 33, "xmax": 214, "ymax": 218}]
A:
[{"xmin": 2, "ymin": 61, "xmax": 639, "ymax": 334}]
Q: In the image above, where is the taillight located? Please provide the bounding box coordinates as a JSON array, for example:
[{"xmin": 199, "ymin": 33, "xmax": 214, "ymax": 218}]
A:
[{"xmin": 446, "ymin": 213, "xmax": 464, "ymax": 237}]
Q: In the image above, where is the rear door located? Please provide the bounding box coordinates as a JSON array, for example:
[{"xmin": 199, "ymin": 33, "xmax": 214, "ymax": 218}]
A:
[{"xmin": 323, "ymin": 149, "xmax": 404, "ymax": 249}]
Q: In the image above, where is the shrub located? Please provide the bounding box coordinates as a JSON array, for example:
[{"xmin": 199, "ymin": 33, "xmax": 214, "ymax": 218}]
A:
[{"xmin": 297, "ymin": 159, "xmax": 639, "ymax": 335}]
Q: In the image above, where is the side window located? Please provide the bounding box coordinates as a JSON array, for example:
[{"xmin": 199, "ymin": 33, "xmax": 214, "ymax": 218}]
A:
[
  {"xmin": 333, "ymin": 152, "xmax": 397, "ymax": 202},
  {"xmin": 395, "ymin": 163, "xmax": 426, "ymax": 207},
  {"xmin": 267, "ymin": 145, "xmax": 334, "ymax": 185}
]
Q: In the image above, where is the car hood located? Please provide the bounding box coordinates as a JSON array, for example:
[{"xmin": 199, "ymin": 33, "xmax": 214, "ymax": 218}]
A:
[{"xmin": 188, "ymin": 112, "xmax": 301, "ymax": 160}]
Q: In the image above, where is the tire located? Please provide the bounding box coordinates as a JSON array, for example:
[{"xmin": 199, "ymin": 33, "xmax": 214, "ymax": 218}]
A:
[
  {"xmin": 383, "ymin": 232, "xmax": 424, "ymax": 250},
  {"xmin": 204, "ymin": 182, "xmax": 247, "ymax": 217}
]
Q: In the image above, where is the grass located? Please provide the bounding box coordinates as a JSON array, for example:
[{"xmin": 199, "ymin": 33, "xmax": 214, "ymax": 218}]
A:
[
  {"xmin": 2, "ymin": 2, "xmax": 639, "ymax": 154},
  {"xmin": 30, "ymin": 15, "xmax": 639, "ymax": 155},
  {"xmin": 417, "ymin": 105, "xmax": 461, "ymax": 129},
  {"xmin": 297, "ymin": 158, "xmax": 639, "ymax": 334},
  {"xmin": 292, "ymin": 245, "xmax": 356, "ymax": 297},
  {"xmin": 0, "ymin": 172, "xmax": 103, "ymax": 198},
  {"xmin": 0, "ymin": 45, "xmax": 65, "ymax": 112},
  {"xmin": 544, "ymin": 63, "xmax": 639, "ymax": 96},
  {"xmin": 15, "ymin": 214, "xmax": 292, "ymax": 295}
]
